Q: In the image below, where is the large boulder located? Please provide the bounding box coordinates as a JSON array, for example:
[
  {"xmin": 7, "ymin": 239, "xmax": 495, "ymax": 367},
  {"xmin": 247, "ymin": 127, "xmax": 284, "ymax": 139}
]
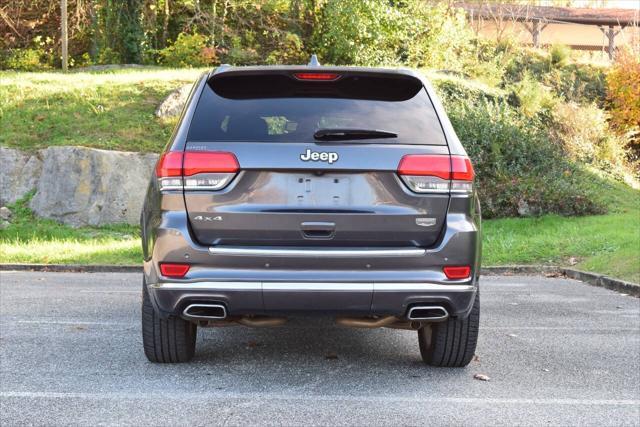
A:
[
  {"xmin": 0, "ymin": 147, "xmax": 42, "ymax": 205},
  {"xmin": 30, "ymin": 146, "xmax": 158, "ymax": 227},
  {"xmin": 155, "ymin": 84, "xmax": 192, "ymax": 119}
]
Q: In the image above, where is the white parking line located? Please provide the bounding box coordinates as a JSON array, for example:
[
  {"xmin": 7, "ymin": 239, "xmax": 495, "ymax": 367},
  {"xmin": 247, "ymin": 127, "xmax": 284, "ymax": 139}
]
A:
[
  {"xmin": 483, "ymin": 326, "xmax": 640, "ymax": 331},
  {"xmin": 79, "ymin": 290, "xmax": 139, "ymax": 294},
  {"xmin": 1, "ymin": 391, "xmax": 638, "ymax": 406},
  {"xmin": 12, "ymin": 320, "xmax": 135, "ymax": 326}
]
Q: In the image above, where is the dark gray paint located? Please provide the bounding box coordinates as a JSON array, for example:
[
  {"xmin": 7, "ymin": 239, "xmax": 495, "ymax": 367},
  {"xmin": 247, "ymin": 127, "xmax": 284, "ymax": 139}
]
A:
[{"xmin": 141, "ymin": 65, "xmax": 481, "ymax": 320}]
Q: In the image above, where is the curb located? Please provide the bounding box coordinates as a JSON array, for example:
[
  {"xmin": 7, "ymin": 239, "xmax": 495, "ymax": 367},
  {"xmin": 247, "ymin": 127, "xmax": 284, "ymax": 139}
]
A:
[
  {"xmin": 560, "ymin": 268, "xmax": 640, "ymax": 297},
  {"xmin": 1, "ymin": 263, "xmax": 638, "ymax": 297},
  {"xmin": 0, "ymin": 264, "xmax": 142, "ymax": 273}
]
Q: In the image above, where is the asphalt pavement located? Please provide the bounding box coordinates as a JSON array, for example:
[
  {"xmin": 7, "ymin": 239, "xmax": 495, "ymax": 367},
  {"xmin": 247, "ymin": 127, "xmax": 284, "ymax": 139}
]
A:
[{"xmin": 1, "ymin": 271, "xmax": 639, "ymax": 426}]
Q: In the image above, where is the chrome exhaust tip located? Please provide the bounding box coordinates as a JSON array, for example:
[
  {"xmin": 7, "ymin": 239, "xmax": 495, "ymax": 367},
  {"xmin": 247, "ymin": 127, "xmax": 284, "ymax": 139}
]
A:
[
  {"xmin": 183, "ymin": 304, "xmax": 227, "ymax": 320},
  {"xmin": 407, "ymin": 306, "xmax": 449, "ymax": 321}
]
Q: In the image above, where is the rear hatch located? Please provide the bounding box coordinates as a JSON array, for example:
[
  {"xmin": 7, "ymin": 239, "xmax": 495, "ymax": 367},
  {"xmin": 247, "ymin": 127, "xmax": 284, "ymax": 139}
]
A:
[{"xmin": 178, "ymin": 69, "xmax": 464, "ymax": 248}]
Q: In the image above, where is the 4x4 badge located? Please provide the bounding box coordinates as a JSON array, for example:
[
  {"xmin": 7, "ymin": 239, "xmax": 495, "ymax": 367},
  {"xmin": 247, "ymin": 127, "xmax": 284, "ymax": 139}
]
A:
[
  {"xmin": 300, "ymin": 149, "xmax": 338, "ymax": 164},
  {"xmin": 193, "ymin": 215, "xmax": 222, "ymax": 222}
]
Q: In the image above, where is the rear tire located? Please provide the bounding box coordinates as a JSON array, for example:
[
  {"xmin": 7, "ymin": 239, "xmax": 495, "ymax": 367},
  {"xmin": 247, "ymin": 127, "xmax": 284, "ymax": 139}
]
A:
[
  {"xmin": 417, "ymin": 290, "xmax": 479, "ymax": 367},
  {"xmin": 142, "ymin": 280, "xmax": 197, "ymax": 363}
]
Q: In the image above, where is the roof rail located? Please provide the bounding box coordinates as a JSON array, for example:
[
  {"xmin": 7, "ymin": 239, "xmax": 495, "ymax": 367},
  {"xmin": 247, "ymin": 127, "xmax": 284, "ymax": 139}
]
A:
[{"xmin": 308, "ymin": 54, "xmax": 320, "ymax": 67}]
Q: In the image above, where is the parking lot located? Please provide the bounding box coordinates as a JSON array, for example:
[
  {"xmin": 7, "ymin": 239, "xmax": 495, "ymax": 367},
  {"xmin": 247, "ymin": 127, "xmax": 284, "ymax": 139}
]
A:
[{"xmin": 1, "ymin": 271, "xmax": 639, "ymax": 426}]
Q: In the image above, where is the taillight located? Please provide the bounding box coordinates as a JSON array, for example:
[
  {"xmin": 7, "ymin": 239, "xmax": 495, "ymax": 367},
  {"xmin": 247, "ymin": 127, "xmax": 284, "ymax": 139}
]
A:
[
  {"xmin": 293, "ymin": 72, "xmax": 340, "ymax": 81},
  {"xmin": 160, "ymin": 263, "xmax": 190, "ymax": 278},
  {"xmin": 155, "ymin": 152, "xmax": 184, "ymax": 190},
  {"xmin": 155, "ymin": 151, "xmax": 239, "ymax": 191},
  {"xmin": 443, "ymin": 265, "xmax": 471, "ymax": 280},
  {"xmin": 397, "ymin": 155, "xmax": 474, "ymax": 194},
  {"xmin": 450, "ymin": 156, "xmax": 475, "ymax": 193}
]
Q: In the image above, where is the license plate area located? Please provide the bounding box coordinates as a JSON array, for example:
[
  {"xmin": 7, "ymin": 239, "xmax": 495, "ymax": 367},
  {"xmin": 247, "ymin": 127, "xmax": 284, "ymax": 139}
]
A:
[{"xmin": 287, "ymin": 174, "xmax": 351, "ymax": 207}]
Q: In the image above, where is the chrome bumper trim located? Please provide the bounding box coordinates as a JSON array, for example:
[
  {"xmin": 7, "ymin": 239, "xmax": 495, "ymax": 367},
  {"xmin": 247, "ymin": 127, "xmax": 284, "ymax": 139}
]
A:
[
  {"xmin": 149, "ymin": 281, "xmax": 261, "ymax": 290},
  {"xmin": 208, "ymin": 247, "xmax": 426, "ymax": 258},
  {"xmin": 150, "ymin": 281, "xmax": 474, "ymax": 292},
  {"xmin": 263, "ymin": 282, "xmax": 372, "ymax": 292}
]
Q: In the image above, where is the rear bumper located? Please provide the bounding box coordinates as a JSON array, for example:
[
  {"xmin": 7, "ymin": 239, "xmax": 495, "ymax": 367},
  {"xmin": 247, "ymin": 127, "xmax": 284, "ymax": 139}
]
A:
[
  {"xmin": 148, "ymin": 280, "xmax": 477, "ymax": 319},
  {"xmin": 142, "ymin": 195, "xmax": 481, "ymax": 320}
]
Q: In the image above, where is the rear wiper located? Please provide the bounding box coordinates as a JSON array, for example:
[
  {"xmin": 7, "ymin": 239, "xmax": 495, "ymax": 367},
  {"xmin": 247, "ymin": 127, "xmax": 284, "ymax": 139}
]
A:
[{"xmin": 313, "ymin": 128, "xmax": 398, "ymax": 141}]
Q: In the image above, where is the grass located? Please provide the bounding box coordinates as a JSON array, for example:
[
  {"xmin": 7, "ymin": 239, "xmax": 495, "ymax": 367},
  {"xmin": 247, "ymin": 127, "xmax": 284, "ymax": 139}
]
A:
[
  {"xmin": 0, "ymin": 68, "xmax": 202, "ymax": 153},
  {"xmin": 0, "ymin": 195, "xmax": 141, "ymax": 265},
  {"xmin": 483, "ymin": 181, "xmax": 640, "ymax": 283}
]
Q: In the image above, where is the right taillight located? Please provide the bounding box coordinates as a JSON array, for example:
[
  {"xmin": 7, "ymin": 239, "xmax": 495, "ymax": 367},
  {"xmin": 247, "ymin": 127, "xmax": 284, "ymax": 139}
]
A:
[
  {"xmin": 397, "ymin": 155, "xmax": 474, "ymax": 194},
  {"xmin": 155, "ymin": 151, "xmax": 239, "ymax": 191}
]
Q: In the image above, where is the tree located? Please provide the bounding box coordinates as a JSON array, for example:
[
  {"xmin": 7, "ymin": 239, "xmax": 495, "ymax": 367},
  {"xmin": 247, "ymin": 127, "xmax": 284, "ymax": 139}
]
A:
[{"xmin": 118, "ymin": 0, "xmax": 144, "ymax": 63}]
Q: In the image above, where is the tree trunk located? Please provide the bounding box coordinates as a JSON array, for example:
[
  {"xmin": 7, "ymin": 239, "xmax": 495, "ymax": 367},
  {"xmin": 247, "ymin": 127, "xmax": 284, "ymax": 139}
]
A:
[
  {"xmin": 162, "ymin": 0, "xmax": 169, "ymax": 48},
  {"xmin": 61, "ymin": 0, "xmax": 68, "ymax": 71}
]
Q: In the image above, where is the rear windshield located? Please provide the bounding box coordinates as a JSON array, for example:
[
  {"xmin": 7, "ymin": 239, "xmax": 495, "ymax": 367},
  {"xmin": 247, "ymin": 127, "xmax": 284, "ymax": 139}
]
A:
[{"xmin": 187, "ymin": 73, "xmax": 447, "ymax": 145}]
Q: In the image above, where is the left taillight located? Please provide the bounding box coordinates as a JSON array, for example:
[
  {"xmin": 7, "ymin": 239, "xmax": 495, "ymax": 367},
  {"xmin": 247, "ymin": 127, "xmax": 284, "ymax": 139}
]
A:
[{"xmin": 155, "ymin": 151, "xmax": 239, "ymax": 191}]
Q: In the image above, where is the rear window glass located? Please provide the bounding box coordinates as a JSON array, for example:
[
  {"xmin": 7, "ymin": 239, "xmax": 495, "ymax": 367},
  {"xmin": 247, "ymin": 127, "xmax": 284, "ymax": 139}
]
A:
[{"xmin": 187, "ymin": 73, "xmax": 447, "ymax": 145}]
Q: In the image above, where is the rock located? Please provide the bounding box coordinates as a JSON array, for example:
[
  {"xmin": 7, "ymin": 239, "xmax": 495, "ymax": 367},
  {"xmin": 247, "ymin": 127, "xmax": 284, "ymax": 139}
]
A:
[
  {"xmin": 0, "ymin": 147, "xmax": 42, "ymax": 205},
  {"xmin": 0, "ymin": 206, "xmax": 11, "ymax": 220},
  {"xmin": 517, "ymin": 199, "xmax": 531, "ymax": 217},
  {"xmin": 30, "ymin": 146, "xmax": 158, "ymax": 227},
  {"xmin": 473, "ymin": 373, "xmax": 490, "ymax": 381},
  {"xmin": 155, "ymin": 84, "xmax": 192, "ymax": 118}
]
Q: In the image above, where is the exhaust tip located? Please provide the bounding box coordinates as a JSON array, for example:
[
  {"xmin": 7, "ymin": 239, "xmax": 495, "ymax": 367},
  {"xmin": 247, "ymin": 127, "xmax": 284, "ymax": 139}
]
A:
[
  {"xmin": 407, "ymin": 306, "xmax": 448, "ymax": 321},
  {"xmin": 183, "ymin": 304, "xmax": 227, "ymax": 320}
]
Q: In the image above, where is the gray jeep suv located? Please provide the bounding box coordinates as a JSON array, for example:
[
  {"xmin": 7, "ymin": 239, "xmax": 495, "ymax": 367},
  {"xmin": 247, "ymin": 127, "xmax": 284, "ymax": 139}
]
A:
[{"xmin": 141, "ymin": 62, "xmax": 481, "ymax": 367}]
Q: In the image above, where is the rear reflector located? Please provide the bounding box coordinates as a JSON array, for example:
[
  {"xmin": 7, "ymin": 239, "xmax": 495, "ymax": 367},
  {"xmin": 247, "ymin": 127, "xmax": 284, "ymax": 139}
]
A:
[
  {"xmin": 155, "ymin": 151, "xmax": 239, "ymax": 191},
  {"xmin": 443, "ymin": 266, "xmax": 471, "ymax": 280},
  {"xmin": 397, "ymin": 155, "xmax": 474, "ymax": 194},
  {"xmin": 160, "ymin": 263, "xmax": 190, "ymax": 278},
  {"xmin": 293, "ymin": 72, "xmax": 340, "ymax": 81}
]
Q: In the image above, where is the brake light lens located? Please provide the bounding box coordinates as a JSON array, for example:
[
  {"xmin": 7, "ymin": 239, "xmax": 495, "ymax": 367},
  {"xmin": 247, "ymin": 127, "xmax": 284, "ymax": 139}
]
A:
[
  {"xmin": 183, "ymin": 152, "xmax": 239, "ymax": 175},
  {"xmin": 155, "ymin": 152, "xmax": 183, "ymax": 177},
  {"xmin": 443, "ymin": 265, "xmax": 471, "ymax": 280},
  {"xmin": 397, "ymin": 155, "xmax": 474, "ymax": 194},
  {"xmin": 160, "ymin": 263, "xmax": 190, "ymax": 278},
  {"xmin": 155, "ymin": 151, "xmax": 239, "ymax": 191},
  {"xmin": 451, "ymin": 156, "xmax": 475, "ymax": 181},
  {"xmin": 293, "ymin": 72, "xmax": 340, "ymax": 81}
]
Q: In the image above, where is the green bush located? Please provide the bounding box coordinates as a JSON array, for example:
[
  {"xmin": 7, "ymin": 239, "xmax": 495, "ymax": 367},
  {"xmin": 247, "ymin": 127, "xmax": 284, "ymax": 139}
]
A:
[
  {"xmin": 159, "ymin": 33, "xmax": 216, "ymax": 68},
  {"xmin": 313, "ymin": 0, "xmax": 472, "ymax": 69},
  {"xmin": 96, "ymin": 47, "xmax": 122, "ymax": 65},
  {"xmin": 430, "ymin": 73, "xmax": 506, "ymax": 105},
  {"xmin": 550, "ymin": 102, "xmax": 632, "ymax": 179},
  {"xmin": 500, "ymin": 46, "xmax": 606, "ymax": 105},
  {"xmin": 313, "ymin": 0, "xmax": 405, "ymax": 66},
  {"xmin": 399, "ymin": 2, "xmax": 473, "ymax": 70},
  {"xmin": 508, "ymin": 72, "xmax": 556, "ymax": 117},
  {"xmin": 265, "ymin": 33, "xmax": 306, "ymax": 65},
  {"xmin": 549, "ymin": 44, "xmax": 571, "ymax": 68},
  {"xmin": 2, "ymin": 48, "xmax": 48, "ymax": 71},
  {"xmin": 546, "ymin": 63, "xmax": 607, "ymax": 105},
  {"xmin": 441, "ymin": 96, "xmax": 606, "ymax": 218}
]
